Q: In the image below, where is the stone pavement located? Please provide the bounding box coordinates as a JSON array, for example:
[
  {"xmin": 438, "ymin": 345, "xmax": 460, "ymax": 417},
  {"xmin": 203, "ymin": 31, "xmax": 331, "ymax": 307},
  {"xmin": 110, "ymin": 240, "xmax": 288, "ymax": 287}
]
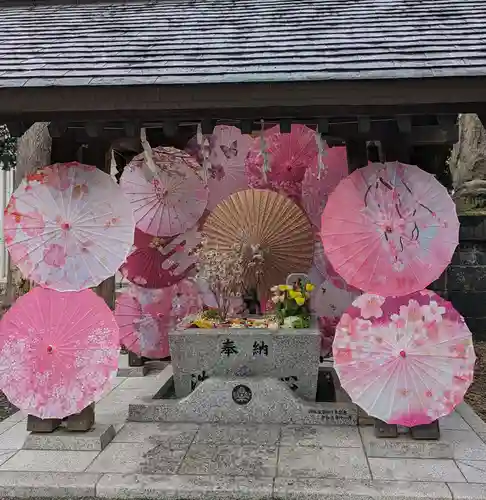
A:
[{"xmin": 0, "ymin": 365, "xmax": 486, "ymax": 499}]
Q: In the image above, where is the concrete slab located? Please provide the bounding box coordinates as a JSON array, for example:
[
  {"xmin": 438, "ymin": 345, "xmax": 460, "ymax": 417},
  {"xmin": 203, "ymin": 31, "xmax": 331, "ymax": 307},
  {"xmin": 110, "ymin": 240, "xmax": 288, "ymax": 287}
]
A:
[
  {"xmin": 179, "ymin": 443, "xmax": 278, "ymax": 477},
  {"xmin": 86, "ymin": 442, "xmax": 186, "ymax": 474},
  {"xmin": 0, "ymin": 471, "xmax": 101, "ymax": 498},
  {"xmin": 368, "ymin": 457, "xmax": 465, "ymax": 482},
  {"xmin": 0, "ymin": 422, "xmax": 30, "ymax": 450},
  {"xmin": 0, "ymin": 450, "xmax": 99, "ymax": 472},
  {"xmin": 280, "ymin": 425, "xmax": 361, "ymax": 448},
  {"xmin": 441, "ymin": 429, "xmax": 486, "ymax": 460},
  {"xmin": 97, "ymin": 473, "xmax": 274, "ymax": 499},
  {"xmin": 447, "ymin": 483, "xmax": 486, "ymax": 500},
  {"xmin": 23, "ymin": 424, "xmax": 116, "ymax": 451},
  {"xmin": 274, "ymin": 478, "xmax": 453, "ymax": 500},
  {"xmin": 277, "ymin": 446, "xmax": 370, "ymax": 479},
  {"xmin": 113, "ymin": 422, "xmax": 198, "ymax": 448},
  {"xmin": 193, "ymin": 423, "xmax": 280, "ymax": 446},
  {"xmin": 439, "ymin": 412, "xmax": 471, "ymax": 431},
  {"xmin": 455, "ymin": 460, "xmax": 486, "ymax": 483},
  {"xmin": 456, "ymin": 403, "xmax": 486, "ymax": 436},
  {"xmin": 360, "ymin": 427, "xmax": 453, "ymax": 459}
]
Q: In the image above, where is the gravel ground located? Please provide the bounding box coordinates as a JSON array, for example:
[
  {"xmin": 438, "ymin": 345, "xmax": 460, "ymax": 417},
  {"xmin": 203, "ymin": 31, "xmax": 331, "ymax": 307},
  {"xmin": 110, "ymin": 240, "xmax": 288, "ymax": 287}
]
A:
[{"xmin": 465, "ymin": 340, "xmax": 486, "ymax": 421}]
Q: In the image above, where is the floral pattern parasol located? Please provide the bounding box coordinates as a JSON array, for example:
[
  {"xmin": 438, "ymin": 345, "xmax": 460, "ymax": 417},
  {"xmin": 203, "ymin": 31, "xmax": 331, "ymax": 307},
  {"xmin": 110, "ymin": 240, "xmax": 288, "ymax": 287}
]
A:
[
  {"xmin": 186, "ymin": 125, "xmax": 252, "ymax": 210},
  {"xmin": 0, "ymin": 287, "xmax": 119, "ymax": 419},
  {"xmin": 120, "ymin": 147, "xmax": 208, "ymax": 237},
  {"xmin": 333, "ymin": 290, "xmax": 476, "ymax": 426},
  {"xmin": 4, "ymin": 162, "xmax": 134, "ymax": 291},
  {"xmin": 245, "ymin": 124, "xmax": 319, "ymax": 203},
  {"xmin": 321, "ymin": 162, "xmax": 460, "ymax": 296}
]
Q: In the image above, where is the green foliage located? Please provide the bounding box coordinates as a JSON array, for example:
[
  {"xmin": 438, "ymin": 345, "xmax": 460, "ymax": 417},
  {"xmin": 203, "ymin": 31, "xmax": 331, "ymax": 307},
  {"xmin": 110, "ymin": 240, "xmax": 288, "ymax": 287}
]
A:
[{"xmin": 0, "ymin": 125, "xmax": 17, "ymax": 171}]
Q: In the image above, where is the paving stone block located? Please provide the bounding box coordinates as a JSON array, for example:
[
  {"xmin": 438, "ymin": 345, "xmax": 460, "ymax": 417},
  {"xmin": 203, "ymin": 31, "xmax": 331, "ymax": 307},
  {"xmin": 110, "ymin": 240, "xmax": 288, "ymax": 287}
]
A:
[
  {"xmin": 447, "ymin": 483, "xmax": 486, "ymax": 500},
  {"xmin": 86, "ymin": 442, "xmax": 186, "ymax": 474},
  {"xmin": 368, "ymin": 457, "xmax": 465, "ymax": 482},
  {"xmin": 277, "ymin": 446, "xmax": 370, "ymax": 479},
  {"xmin": 439, "ymin": 412, "xmax": 471, "ymax": 431},
  {"xmin": 178, "ymin": 443, "xmax": 278, "ymax": 477},
  {"xmin": 0, "ymin": 422, "xmax": 30, "ymax": 451},
  {"xmin": 455, "ymin": 460, "xmax": 486, "ymax": 483},
  {"xmin": 441, "ymin": 429, "xmax": 486, "ymax": 460},
  {"xmin": 360, "ymin": 427, "xmax": 453, "ymax": 459},
  {"xmin": 193, "ymin": 423, "xmax": 280, "ymax": 446},
  {"xmin": 0, "ymin": 450, "xmax": 99, "ymax": 472},
  {"xmin": 0, "ymin": 471, "xmax": 101, "ymax": 498},
  {"xmin": 96, "ymin": 473, "xmax": 274, "ymax": 499},
  {"xmin": 23, "ymin": 424, "xmax": 115, "ymax": 451},
  {"xmin": 280, "ymin": 425, "xmax": 361, "ymax": 448},
  {"xmin": 274, "ymin": 478, "xmax": 453, "ymax": 500},
  {"xmin": 113, "ymin": 422, "xmax": 198, "ymax": 448}
]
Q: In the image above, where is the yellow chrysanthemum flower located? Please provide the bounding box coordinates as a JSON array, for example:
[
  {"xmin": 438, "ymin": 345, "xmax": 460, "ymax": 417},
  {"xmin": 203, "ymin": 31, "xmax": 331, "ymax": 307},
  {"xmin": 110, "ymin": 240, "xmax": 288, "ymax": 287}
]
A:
[
  {"xmin": 279, "ymin": 284, "xmax": 291, "ymax": 291},
  {"xmin": 305, "ymin": 283, "xmax": 315, "ymax": 292},
  {"xmin": 295, "ymin": 296, "xmax": 305, "ymax": 306}
]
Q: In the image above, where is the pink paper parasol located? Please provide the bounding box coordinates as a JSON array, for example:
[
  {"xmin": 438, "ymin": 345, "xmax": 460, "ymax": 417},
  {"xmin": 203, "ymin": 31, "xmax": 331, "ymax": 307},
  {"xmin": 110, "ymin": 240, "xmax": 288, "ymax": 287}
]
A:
[
  {"xmin": 4, "ymin": 162, "xmax": 134, "ymax": 291},
  {"xmin": 333, "ymin": 290, "xmax": 476, "ymax": 426},
  {"xmin": 186, "ymin": 125, "xmax": 252, "ymax": 210},
  {"xmin": 245, "ymin": 124, "xmax": 318, "ymax": 202},
  {"xmin": 120, "ymin": 147, "xmax": 208, "ymax": 237},
  {"xmin": 302, "ymin": 145, "xmax": 348, "ymax": 228},
  {"xmin": 115, "ymin": 285, "xmax": 172, "ymax": 359},
  {"xmin": 0, "ymin": 287, "xmax": 119, "ymax": 419},
  {"xmin": 120, "ymin": 225, "xmax": 202, "ymax": 288},
  {"xmin": 321, "ymin": 162, "xmax": 459, "ymax": 296}
]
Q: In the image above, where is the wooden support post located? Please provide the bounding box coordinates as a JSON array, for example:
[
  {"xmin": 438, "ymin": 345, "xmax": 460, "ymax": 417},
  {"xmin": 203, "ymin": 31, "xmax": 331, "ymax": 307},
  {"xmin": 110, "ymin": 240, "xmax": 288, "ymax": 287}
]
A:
[{"xmin": 345, "ymin": 138, "xmax": 368, "ymax": 173}]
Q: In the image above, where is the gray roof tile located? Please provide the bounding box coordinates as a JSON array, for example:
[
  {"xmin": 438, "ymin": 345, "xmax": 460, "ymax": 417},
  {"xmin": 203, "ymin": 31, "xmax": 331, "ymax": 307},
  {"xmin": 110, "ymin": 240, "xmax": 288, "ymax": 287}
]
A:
[{"xmin": 0, "ymin": 0, "xmax": 485, "ymax": 88}]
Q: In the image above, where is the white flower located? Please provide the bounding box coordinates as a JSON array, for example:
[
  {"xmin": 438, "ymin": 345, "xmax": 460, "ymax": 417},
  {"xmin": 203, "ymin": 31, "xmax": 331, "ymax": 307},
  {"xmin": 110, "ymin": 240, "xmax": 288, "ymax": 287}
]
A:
[{"xmin": 421, "ymin": 301, "xmax": 446, "ymax": 323}]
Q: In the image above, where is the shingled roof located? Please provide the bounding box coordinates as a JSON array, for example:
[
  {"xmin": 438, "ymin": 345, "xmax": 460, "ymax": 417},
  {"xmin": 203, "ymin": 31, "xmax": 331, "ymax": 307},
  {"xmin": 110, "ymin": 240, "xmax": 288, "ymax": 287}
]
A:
[{"xmin": 0, "ymin": 0, "xmax": 486, "ymax": 89}]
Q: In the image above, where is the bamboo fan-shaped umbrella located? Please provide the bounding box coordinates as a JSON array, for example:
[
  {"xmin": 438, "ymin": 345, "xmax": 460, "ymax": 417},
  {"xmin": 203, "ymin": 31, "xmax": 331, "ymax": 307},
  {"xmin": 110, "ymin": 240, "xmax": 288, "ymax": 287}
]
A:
[{"xmin": 203, "ymin": 189, "xmax": 314, "ymax": 303}]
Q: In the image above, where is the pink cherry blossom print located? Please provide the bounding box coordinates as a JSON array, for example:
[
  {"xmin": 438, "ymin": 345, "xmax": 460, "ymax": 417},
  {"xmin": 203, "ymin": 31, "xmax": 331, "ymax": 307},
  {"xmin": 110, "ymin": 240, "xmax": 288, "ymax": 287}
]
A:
[
  {"xmin": 4, "ymin": 162, "xmax": 134, "ymax": 291},
  {"xmin": 333, "ymin": 290, "xmax": 476, "ymax": 426},
  {"xmin": 321, "ymin": 162, "xmax": 459, "ymax": 296},
  {"xmin": 353, "ymin": 294, "xmax": 385, "ymax": 319},
  {"xmin": 44, "ymin": 244, "xmax": 66, "ymax": 268},
  {"xmin": 0, "ymin": 287, "xmax": 119, "ymax": 419},
  {"xmin": 19, "ymin": 211, "xmax": 45, "ymax": 237}
]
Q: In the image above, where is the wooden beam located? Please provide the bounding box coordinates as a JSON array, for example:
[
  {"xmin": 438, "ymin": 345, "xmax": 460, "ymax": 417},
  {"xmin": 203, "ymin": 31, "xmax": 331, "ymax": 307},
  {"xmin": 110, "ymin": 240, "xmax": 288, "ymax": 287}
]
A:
[
  {"xmin": 58, "ymin": 120, "xmax": 457, "ymax": 146},
  {"xmin": 345, "ymin": 138, "xmax": 368, "ymax": 173},
  {"xmin": 0, "ymin": 77, "xmax": 485, "ymax": 119}
]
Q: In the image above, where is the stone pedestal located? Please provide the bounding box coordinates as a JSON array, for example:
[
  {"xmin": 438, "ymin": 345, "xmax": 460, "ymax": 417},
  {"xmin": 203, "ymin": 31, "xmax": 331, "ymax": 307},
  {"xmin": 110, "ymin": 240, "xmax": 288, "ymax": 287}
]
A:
[
  {"xmin": 169, "ymin": 326, "xmax": 320, "ymax": 401},
  {"xmin": 66, "ymin": 403, "xmax": 95, "ymax": 431},
  {"xmin": 129, "ymin": 376, "xmax": 357, "ymax": 425},
  {"xmin": 26, "ymin": 415, "xmax": 61, "ymax": 433},
  {"xmin": 118, "ymin": 354, "xmax": 149, "ymax": 377},
  {"xmin": 24, "ymin": 424, "xmax": 115, "ymax": 451}
]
